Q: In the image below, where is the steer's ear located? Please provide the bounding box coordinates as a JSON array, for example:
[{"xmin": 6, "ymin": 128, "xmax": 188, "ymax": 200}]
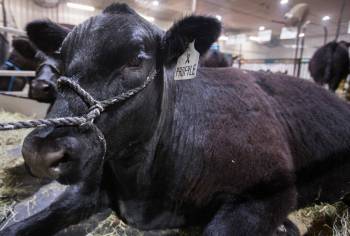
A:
[
  {"xmin": 162, "ymin": 15, "xmax": 221, "ymax": 66},
  {"xmin": 12, "ymin": 37, "xmax": 37, "ymax": 59},
  {"xmin": 26, "ymin": 19, "xmax": 70, "ymax": 54}
]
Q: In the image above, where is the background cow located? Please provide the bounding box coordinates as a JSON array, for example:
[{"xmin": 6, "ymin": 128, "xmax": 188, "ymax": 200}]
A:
[
  {"xmin": 2, "ymin": 4, "xmax": 350, "ymax": 236},
  {"xmin": 0, "ymin": 23, "xmax": 72, "ymax": 102},
  {"xmin": 309, "ymin": 41, "xmax": 350, "ymax": 92},
  {"xmin": 0, "ymin": 33, "xmax": 9, "ymax": 67},
  {"xmin": 200, "ymin": 49, "xmax": 235, "ymax": 67},
  {"xmin": 0, "ymin": 36, "xmax": 40, "ymax": 91},
  {"xmin": 27, "ymin": 22, "xmax": 72, "ymax": 103}
]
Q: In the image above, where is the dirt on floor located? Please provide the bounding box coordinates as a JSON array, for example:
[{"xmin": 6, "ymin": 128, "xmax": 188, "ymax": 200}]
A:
[{"xmin": 0, "ymin": 110, "xmax": 349, "ymax": 236}]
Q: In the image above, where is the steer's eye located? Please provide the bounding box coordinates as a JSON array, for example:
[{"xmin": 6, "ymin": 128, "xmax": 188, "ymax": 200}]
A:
[{"xmin": 127, "ymin": 56, "xmax": 143, "ymax": 68}]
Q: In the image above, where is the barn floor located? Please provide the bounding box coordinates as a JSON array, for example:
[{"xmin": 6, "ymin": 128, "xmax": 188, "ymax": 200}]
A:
[{"xmin": 0, "ymin": 110, "xmax": 349, "ymax": 236}]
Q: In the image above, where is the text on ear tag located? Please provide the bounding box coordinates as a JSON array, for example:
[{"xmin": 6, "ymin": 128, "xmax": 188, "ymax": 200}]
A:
[{"xmin": 174, "ymin": 41, "xmax": 199, "ymax": 80}]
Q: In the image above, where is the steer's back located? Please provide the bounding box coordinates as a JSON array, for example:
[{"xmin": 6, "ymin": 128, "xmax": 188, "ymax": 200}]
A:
[
  {"xmin": 250, "ymin": 70, "xmax": 350, "ymax": 206},
  {"xmin": 162, "ymin": 67, "xmax": 350, "ymax": 208}
]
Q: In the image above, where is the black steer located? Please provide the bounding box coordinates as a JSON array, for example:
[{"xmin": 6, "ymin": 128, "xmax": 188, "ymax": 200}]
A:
[
  {"xmin": 309, "ymin": 40, "xmax": 350, "ymax": 91},
  {"xmin": 3, "ymin": 3, "xmax": 350, "ymax": 236},
  {"xmin": 0, "ymin": 36, "xmax": 40, "ymax": 91},
  {"xmin": 0, "ymin": 35, "xmax": 58, "ymax": 102},
  {"xmin": 0, "ymin": 22, "xmax": 71, "ymax": 101},
  {"xmin": 26, "ymin": 21, "xmax": 72, "ymax": 103},
  {"xmin": 200, "ymin": 49, "xmax": 234, "ymax": 68},
  {"xmin": 28, "ymin": 52, "xmax": 60, "ymax": 103}
]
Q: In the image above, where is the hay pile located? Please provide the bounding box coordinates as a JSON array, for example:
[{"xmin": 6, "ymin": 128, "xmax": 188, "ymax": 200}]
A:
[
  {"xmin": 289, "ymin": 202, "xmax": 350, "ymax": 236},
  {"xmin": 0, "ymin": 110, "xmax": 349, "ymax": 235},
  {"xmin": 0, "ymin": 110, "xmax": 34, "ymax": 222}
]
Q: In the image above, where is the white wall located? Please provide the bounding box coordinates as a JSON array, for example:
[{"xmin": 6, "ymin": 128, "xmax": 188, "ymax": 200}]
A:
[{"xmin": 221, "ymin": 33, "xmax": 350, "ymax": 60}]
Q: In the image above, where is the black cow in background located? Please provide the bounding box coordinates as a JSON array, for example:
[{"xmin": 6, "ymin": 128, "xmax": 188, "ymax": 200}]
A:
[
  {"xmin": 26, "ymin": 21, "xmax": 72, "ymax": 103},
  {"xmin": 0, "ymin": 36, "xmax": 40, "ymax": 91},
  {"xmin": 309, "ymin": 41, "xmax": 350, "ymax": 92},
  {"xmin": 200, "ymin": 49, "xmax": 235, "ymax": 67},
  {"xmin": 0, "ymin": 22, "xmax": 72, "ymax": 104},
  {"xmin": 3, "ymin": 3, "xmax": 350, "ymax": 236},
  {"xmin": 0, "ymin": 33, "xmax": 9, "ymax": 67}
]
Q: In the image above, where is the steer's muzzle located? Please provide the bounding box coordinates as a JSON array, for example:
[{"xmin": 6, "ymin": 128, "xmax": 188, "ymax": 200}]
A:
[
  {"xmin": 30, "ymin": 79, "xmax": 56, "ymax": 103},
  {"xmin": 22, "ymin": 125, "xmax": 106, "ymax": 185}
]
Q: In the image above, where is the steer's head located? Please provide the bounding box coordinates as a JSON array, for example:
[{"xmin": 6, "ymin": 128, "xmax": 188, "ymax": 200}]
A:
[
  {"xmin": 29, "ymin": 54, "xmax": 60, "ymax": 103},
  {"xmin": 22, "ymin": 3, "xmax": 221, "ymax": 184},
  {"xmin": 27, "ymin": 20, "xmax": 71, "ymax": 103}
]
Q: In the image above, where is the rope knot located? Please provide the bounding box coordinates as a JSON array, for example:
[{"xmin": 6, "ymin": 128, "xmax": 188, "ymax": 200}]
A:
[{"xmin": 85, "ymin": 103, "xmax": 104, "ymax": 121}]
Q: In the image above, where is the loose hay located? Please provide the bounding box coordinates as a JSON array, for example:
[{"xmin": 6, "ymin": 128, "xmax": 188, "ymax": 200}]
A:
[
  {"xmin": 289, "ymin": 202, "xmax": 350, "ymax": 236},
  {"xmin": 0, "ymin": 110, "xmax": 34, "ymax": 222}
]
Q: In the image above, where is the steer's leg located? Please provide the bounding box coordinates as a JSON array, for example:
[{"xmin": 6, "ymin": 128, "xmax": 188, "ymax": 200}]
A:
[
  {"xmin": 0, "ymin": 183, "xmax": 108, "ymax": 236},
  {"xmin": 202, "ymin": 188, "xmax": 297, "ymax": 236}
]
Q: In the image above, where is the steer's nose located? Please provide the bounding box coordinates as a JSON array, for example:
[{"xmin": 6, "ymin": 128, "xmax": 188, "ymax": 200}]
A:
[
  {"xmin": 32, "ymin": 79, "xmax": 51, "ymax": 92},
  {"xmin": 30, "ymin": 80, "xmax": 55, "ymax": 102},
  {"xmin": 22, "ymin": 128, "xmax": 79, "ymax": 179}
]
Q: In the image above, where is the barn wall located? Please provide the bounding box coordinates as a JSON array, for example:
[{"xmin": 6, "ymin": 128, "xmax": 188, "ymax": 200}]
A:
[
  {"xmin": 3, "ymin": 0, "xmax": 99, "ymax": 29},
  {"xmin": 222, "ymin": 34, "xmax": 350, "ymax": 60},
  {"xmin": 226, "ymin": 33, "xmax": 350, "ymax": 80}
]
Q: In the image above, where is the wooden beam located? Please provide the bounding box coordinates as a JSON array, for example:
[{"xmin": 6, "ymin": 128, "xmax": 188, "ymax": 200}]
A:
[{"xmin": 0, "ymin": 70, "xmax": 35, "ymax": 77}]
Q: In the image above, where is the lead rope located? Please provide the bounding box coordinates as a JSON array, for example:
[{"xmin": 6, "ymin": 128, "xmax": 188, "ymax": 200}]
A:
[{"xmin": 0, "ymin": 70, "xmax": 157, "ymax": 131}]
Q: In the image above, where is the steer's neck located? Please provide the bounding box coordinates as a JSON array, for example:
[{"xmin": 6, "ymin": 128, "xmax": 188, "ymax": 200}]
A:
[{"xmin": 104, "ymin": 67, "xmax": 172, "ymax": 195}]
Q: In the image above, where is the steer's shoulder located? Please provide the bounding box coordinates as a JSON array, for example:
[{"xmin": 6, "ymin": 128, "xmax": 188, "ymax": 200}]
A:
[{"xmin": 171, "ymin": 66, "xmax": 289, "ymax": 157}]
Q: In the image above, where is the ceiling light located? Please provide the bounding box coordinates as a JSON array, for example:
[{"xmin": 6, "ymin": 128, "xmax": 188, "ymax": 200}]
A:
[
  {"xmin": 219, "ymin": 35, "xmax": 228, "ymax": 41},
  {"xmin": 259, "ymin": 26, "xmax": 265, "ymax": 31},
  {"xmin": 215, "ymin": 15, "xmax": 222, "ymax": 21},
  {"xmin": 66, "ymin": 2, "xmax": 95, "ymax": 11},
  {"xmin": 152, "ymin": 1, "xmax": 159, "ymax": 6},
  {"xmin": 322, "ymin": 16, "xmax": 331, "ymax": 21},
  {"xmin": 280, "ymin": 0, "xmax": 288, "ymax": 5}
]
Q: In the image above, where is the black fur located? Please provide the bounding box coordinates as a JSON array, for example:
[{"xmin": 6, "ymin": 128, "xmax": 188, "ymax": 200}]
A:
[
  {"xmin": 309, "ymin": 41, "xmax": 350, "ymax": 91},
  {"xmin": 26, "ymin": 19, "xmax": 71, "ymax": 54},
  {"xmin": 0, "ymin": 36, "xmax": 40, "ymax": 91},
  {"xmin": 0, "ymin": 22, "xmax": 70, "ymax": 94},
  {"xmin": 25, "ymin": 21, "xmax": 71, "ymax": 102},
  {"xmin": 162, "ymin": 15, "xmax": 221, "ymax": 66},
  {"xmin": 12, "ymin": 37, "xmax": 37, "ymax": 59},
  {"xmin": 0, "ymin": 33, "xmax": 9, "ymax": 66},
  {"xmin": 200, "ymin": 49, "xmax": 234, "ymax": 67}
]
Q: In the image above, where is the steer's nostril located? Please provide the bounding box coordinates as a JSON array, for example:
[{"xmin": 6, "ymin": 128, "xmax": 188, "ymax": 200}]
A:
[
  {"xmin": 41, "ymin": 84, "xmax": 51, "ymax": 92},
  {"xmin": 45, "ymin": 150, "xmax": 65, "ymax": 168},
  {"xmin": 44, "ymin": 150, "xmax": 72, "ymax": 178},
  {"xmin": 50, "ymin": 153, "xmax": 70, "ymax": 168}
]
